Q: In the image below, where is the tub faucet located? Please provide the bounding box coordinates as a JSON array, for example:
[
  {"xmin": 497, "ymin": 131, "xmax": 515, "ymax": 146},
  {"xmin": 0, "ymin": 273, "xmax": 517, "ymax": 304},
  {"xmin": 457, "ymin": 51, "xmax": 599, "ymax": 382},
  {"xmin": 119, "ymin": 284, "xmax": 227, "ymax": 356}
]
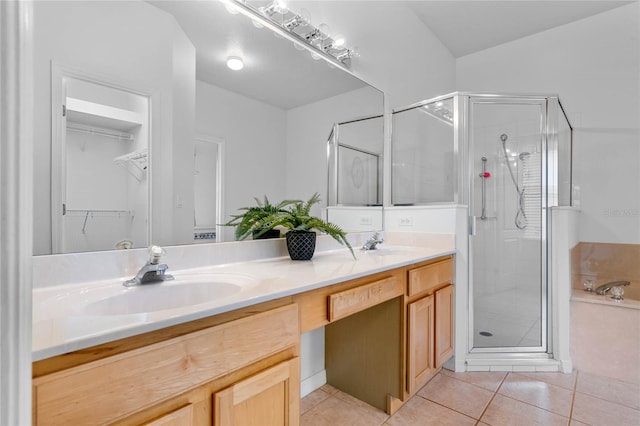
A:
[
  {"xmin": 362, "ymin": 232, "xmax": 384, "ymax": 250},
  {"xmin": 595, "ymin": 280, "xmax": 630, "ymax": 295},
  {"xmin": 124, "ymin": 246, "xmax": 174, "ymax": 287}
]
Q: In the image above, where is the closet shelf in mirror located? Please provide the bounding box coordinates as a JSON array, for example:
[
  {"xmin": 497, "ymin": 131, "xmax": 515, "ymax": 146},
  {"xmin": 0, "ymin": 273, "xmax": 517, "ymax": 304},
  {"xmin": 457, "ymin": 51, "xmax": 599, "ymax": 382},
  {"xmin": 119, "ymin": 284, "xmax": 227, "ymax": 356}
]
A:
[
  {"xmin": 64, "ymin": 209, "xmax": 133, "ymax": 235},
  {"xmin": 66, "ymin": 97, "xmax": 144, "ymax": 132},
  {"xmin": 65, "ymin": 209, "xmax": 132, "ymax": 217},
  {"xmin": 113, "ymin": 150, "xmax": 148, "ymax": 182},
  {"xmin": 66, "ymin": 122, "xmax": 134, "ymax": 141}
]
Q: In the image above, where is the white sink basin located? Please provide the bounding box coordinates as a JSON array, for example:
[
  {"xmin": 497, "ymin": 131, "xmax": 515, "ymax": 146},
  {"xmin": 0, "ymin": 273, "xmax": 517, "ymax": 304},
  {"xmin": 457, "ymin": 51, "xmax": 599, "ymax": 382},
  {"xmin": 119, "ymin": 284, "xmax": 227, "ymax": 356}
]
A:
[
  {"xmin": 55, "ymin": 273, "xmax": 258, "ymax": 317},
  {"xmin": 359, "ymin": 246, "xmax": 417, "ymax": 257},
  {"xmin": 81, "ymin": 282, "xmax": 236, "ymax": 315}
]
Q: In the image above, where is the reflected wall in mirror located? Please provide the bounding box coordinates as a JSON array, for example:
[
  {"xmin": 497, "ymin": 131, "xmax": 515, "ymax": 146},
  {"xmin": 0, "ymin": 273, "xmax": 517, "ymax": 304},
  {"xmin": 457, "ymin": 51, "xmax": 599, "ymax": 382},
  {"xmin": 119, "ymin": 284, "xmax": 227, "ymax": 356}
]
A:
[
  {"xmin": 326, "ymin": 115, "xmax": 384, "ymax": 232},
  {"xmin": 32, "ymin": 0, "xmax": 384, "ymax": 255}
]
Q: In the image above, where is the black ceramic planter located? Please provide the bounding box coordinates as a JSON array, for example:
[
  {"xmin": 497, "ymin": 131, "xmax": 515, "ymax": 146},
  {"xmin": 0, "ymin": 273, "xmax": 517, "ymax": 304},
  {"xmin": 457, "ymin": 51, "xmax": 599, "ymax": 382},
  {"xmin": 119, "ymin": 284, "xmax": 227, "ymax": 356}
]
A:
[{"xmin": 286, "ymin": 231, "xmax": 316, "ymax": 260}]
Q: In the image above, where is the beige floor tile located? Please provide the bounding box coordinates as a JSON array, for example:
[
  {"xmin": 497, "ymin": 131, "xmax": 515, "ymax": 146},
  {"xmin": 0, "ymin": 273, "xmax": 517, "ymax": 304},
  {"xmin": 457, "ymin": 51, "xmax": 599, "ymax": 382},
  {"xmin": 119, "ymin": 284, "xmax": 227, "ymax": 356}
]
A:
[
  {"xmin": 481, "ymin": 394, "xmax": 569, "ymax": 426},
  {"xmin": 569, "ymin": 420, "xmax": 589, "ymax": 426},
  {"xmin": 301, "ymin": 395, "xmax": 388, "ymax": 426},
  {"xmin": 417, "ymin": 372, "xmax": 494, "ymax": 419},
  {"xmin": 517, "ymin": 371, "xmax": 578, "ymax": 390},
  {"xmin": 386, "ymin": 396, "xmax": 476, "ymax": 426},
  {"xmin": 301, "ymin": 388, "xmax": 331, "ymax": 415},
  {"xmin": 576, "ymin": 371, "xmax": 640, "ymax": 410},
  {"xmin": 333, "ymin": 389, "xmax": 390, "ymax": 418},
  {"xmin": 499, "ymin": 373, "xmax": 574, "ymax": 417},
  {"xmin": 440, "ymin": 369, "xmax": 507, "ymax": 392},
  {"xmin": 320, "ymin": 384, "xmax": 340, "ymax": 395},
  {"xmin": 572, "ymin": 392, "xmax": 640, "ymax": 426}
]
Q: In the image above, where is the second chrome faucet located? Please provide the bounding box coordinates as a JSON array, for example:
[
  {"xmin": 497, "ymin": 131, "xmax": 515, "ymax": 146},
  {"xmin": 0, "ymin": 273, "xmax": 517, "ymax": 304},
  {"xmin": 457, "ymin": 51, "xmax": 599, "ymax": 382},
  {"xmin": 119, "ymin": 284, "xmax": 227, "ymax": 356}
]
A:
[{"xmin": 362, "ymin": 232, "xmax": 384, "ymax": 251}]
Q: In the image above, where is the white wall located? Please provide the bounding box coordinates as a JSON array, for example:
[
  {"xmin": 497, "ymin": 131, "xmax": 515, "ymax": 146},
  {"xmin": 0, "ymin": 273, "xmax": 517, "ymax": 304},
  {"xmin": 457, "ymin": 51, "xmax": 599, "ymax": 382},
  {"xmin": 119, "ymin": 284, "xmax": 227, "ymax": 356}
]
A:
[
  {"xmin": 195, "ymin": 81, "xmax": 287, "ymax": 242},
  {"xmin": 456, "ymin": 3, "xmax": 640, "ymax": 244}
]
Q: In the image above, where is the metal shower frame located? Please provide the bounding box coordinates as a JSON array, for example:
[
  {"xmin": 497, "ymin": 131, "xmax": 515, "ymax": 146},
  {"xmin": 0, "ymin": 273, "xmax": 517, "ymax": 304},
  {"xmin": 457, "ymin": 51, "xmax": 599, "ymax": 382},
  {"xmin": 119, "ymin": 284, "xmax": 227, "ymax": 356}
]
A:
[{"xmin": 392, "ymin": 91, "xmax": 573, "ymax": 357}]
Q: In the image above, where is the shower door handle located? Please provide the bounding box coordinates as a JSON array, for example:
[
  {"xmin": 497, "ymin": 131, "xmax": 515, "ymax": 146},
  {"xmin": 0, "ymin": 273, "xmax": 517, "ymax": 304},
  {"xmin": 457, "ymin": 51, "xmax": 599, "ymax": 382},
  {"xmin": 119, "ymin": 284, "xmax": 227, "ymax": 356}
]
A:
[
  {"xmin": 478, "ymin": 157, "xmax": 490, "ymax": 220},
  {"xmin": 469, "ymin": 216, "xmax": 477, "ymax": 236}
]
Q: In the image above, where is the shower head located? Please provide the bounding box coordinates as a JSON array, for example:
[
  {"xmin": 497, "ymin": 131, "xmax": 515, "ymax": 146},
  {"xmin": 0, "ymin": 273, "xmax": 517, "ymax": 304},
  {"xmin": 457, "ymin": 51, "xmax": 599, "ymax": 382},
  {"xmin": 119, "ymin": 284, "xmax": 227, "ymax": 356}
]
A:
[{"xmin": 500, "ymin": 134, "xmax": 508, "ymax": 142}]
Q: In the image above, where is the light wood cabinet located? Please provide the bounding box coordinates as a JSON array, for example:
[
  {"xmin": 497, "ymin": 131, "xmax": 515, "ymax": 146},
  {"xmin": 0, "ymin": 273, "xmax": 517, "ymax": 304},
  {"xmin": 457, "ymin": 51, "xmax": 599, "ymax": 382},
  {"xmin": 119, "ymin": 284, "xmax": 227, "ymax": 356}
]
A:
[
  {"xmin": 33, "ymin": 254, "xmax": 455, "ymax": 423},
  {"xmin": 435, "ymin": 284, "xmax": 454, "ymax": 368},
  {"xmin": 214, "ymin": 357, "xmax": 300, "ymax": 426},
  {"xmin": 407, "ymin": 294, "xmax": 436, "ymax": 394},
  {"xmin": 405, "ymin": 256, "xmax": 454, "ymax": 396},
  {"xmin": 143, "ymin": 405, "xmax": 194, "ymax": 426},
  {"xmin": 32, "ymin": 303, "xmax": 299, "ymax": 426}
]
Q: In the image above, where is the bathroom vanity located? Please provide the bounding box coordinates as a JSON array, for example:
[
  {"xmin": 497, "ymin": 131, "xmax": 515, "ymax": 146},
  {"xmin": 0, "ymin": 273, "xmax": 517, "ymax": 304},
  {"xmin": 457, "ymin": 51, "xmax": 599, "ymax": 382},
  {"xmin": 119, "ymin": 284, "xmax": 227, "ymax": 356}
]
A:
[{"xmin": 32, "ymin": 249, "xmax": 454, "ymax": 425}]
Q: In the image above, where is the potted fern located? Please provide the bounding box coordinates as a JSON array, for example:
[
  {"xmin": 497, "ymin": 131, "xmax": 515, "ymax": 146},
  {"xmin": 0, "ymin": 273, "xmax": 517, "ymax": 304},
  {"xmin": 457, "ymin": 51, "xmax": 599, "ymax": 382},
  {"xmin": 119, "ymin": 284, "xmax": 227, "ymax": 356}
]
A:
[
  {"xmin": 223, "ymin": 196, "xmax": 298, "ymax": 240},
  {"xmin": 259, "ymin": 193, "xmax": 355, "ymax": 260}
]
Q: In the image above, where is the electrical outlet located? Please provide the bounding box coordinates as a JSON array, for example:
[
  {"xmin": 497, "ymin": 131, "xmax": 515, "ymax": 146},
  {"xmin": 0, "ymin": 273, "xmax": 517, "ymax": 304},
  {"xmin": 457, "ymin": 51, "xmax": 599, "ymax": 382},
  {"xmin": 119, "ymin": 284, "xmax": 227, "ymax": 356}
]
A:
[
  {"xmin": 360, "ymin": 215, "xmax": 373, "ymax": 226},
  {"xmin": 399, "ymin": 216, "xmax": 413, "ymax": 227}
]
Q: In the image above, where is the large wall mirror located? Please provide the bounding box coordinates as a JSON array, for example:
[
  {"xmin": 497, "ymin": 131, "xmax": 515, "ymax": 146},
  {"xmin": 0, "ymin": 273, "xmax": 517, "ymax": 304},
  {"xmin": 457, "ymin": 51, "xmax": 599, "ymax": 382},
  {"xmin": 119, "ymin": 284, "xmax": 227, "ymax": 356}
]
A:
[{"xmin": 32, "ymin": 0, "xmax": 384, "ymax": 255}]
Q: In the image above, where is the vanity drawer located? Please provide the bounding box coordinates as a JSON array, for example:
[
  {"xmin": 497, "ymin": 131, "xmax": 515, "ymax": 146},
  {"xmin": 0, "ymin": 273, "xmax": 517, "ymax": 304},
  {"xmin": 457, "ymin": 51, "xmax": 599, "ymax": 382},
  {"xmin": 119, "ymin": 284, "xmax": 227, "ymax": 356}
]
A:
[
  {"xmin": 408, "ymin": 257, "xmax": 453, "ymax": 297},
  {"xmin": 328, "ymin": 276, "xmax": 403, "ymax": 322},
  {"xmin": 32, "ymin": 304, "xmax": 299, "ymax": 425}
]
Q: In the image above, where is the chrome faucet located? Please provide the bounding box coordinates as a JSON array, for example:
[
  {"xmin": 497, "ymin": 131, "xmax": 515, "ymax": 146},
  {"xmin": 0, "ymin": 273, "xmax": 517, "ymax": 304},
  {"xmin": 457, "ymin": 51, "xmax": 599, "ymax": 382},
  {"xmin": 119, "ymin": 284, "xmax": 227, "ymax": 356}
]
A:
[
  {"xmin": 124, "ymin": 246, "xmax": 174, "ymax": 287},
  {"xmin": 595, "ymin": 280, "xmax": 630, "ymax": 295},
  {"xmin": 361, "ymin": 232, "xmax": 384, "ymax": 250}
]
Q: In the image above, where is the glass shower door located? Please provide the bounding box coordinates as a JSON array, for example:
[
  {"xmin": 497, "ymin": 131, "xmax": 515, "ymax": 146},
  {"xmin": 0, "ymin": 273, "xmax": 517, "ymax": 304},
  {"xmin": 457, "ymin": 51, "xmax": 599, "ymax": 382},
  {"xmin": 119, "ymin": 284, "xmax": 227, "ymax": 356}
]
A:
[{"xmin": 469, "ymin": 98, "xmax": 547, "ymax": 352}]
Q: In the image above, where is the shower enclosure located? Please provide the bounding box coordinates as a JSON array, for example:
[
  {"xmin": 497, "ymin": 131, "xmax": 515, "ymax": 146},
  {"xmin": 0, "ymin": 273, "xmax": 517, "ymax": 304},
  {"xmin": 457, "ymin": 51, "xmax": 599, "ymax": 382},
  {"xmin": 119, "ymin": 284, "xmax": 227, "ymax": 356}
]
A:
[{"xmin": 392, "ymin": 92, "xmax": 572, "ymax": 358}]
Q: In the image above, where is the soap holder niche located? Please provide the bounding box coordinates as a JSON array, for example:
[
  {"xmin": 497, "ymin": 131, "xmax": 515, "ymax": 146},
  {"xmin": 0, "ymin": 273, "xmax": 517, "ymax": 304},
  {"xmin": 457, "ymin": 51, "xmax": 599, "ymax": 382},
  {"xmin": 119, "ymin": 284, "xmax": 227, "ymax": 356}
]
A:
[{"xmin": 114, "ymin": 149, "xmax": 148, "ymax": 182}]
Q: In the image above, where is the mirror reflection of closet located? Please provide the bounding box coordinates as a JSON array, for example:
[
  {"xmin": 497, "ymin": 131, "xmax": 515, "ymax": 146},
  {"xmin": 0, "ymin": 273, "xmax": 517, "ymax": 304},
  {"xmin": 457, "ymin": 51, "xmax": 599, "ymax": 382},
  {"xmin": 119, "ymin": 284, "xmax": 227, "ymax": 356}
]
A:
[{"xmin": 53, "ymin": 74, "xmax": 149, "ymax": 253}]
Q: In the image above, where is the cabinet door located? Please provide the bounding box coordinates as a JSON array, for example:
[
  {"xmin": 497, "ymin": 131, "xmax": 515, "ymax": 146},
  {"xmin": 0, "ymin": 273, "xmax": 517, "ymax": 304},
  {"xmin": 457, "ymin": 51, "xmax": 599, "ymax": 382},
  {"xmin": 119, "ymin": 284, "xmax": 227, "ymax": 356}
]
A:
[
  {"xmin": 435, "ymin": 285, "xmax": 454, "ymax": 368},
  {"xmin": 143, "ymin": 405, "xmax": 194, "ymax": 426},
  {"xmin": 214, "ymin": 357, "xmax": 300, "ymax": 426},
  {"xmin": 407, "ymin": 295, "xmax": 435, "ymax": 394}
]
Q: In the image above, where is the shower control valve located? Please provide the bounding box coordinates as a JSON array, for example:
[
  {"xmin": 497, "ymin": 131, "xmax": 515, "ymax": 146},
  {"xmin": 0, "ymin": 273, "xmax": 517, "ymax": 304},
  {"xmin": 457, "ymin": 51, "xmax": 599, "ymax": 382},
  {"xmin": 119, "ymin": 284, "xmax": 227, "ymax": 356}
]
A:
[{"xmin": 479, "ymin": 172, "xmax": 491, "ymax": 178}]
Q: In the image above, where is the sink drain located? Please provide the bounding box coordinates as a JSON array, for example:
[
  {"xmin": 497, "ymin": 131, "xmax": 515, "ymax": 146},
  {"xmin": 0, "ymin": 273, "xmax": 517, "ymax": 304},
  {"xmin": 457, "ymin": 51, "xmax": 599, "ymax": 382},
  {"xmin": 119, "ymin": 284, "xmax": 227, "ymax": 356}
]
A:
[{"xmin": 479, "ymin": 331, "xmax": 493, "ymax": 337}]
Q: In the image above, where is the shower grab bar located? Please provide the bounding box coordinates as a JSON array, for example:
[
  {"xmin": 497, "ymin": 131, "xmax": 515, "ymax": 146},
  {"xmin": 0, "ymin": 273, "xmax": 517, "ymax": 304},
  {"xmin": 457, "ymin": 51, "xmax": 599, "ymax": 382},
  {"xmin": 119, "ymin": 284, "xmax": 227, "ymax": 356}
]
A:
[{"xmin": 479, "ymin": 157, "xmax": 490, "ymax": 220}]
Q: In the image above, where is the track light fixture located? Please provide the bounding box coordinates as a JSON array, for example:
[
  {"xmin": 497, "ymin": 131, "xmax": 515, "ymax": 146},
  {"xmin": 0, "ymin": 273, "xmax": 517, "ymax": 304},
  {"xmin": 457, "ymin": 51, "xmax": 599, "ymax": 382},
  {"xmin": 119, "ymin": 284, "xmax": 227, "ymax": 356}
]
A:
[{"xmin": 228, "ymin": 0, "xmax": 358, "ymax": 67}]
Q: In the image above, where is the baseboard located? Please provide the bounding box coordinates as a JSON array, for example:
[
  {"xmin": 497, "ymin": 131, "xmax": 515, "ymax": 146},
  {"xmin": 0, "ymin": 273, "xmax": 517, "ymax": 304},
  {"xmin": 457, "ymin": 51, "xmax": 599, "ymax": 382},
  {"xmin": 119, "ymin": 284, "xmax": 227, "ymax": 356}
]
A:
[
  {"xmin": 300, "ymin": 369, "xmax": 327, "ymax": 398},
  {"xmin": 560, "ymin": 358, "xmax": 573, "ymax": 373}
]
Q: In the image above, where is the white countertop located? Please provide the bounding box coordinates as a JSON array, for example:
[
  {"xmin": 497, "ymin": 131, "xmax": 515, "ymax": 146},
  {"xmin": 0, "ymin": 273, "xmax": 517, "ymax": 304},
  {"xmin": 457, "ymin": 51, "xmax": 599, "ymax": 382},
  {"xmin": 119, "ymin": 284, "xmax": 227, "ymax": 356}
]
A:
[{"xmin": 32, "ymin": 245, "xmax": 454, "ymax": 361}]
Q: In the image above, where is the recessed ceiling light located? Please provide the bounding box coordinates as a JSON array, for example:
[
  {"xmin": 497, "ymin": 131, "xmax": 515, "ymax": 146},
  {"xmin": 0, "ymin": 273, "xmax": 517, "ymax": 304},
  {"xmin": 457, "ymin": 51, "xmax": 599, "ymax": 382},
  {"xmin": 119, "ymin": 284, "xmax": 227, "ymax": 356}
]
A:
[{"xmin": 226, "ymin": 56, "xmax": 244, "ymax": 71}]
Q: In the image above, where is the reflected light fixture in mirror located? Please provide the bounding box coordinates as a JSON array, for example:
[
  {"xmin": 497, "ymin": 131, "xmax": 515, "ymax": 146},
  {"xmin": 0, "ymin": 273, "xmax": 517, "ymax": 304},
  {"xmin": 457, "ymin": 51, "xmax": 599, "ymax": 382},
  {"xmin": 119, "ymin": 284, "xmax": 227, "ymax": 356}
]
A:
[
  {"xmin": 284, "ymin": 8, "xmax": 310, "ymax": 30},
  {"xmin": 224, "ymin": 0, "xmax": 358, "ymax": 67},
  {"xmin": 259, "ymin": 0, "xmax": 288, "ymax": 17},
  {"xmin": 226, "ymin": 56, "xmax": 244, "ymax": 71}
]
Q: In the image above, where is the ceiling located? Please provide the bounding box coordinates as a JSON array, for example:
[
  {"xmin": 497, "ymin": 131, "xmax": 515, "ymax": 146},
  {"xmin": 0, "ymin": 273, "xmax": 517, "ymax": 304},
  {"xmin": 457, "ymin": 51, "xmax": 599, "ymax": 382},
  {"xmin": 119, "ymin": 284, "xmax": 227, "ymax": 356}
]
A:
[
  {"xmin": 148, "ymin": 1, "xmax": 634, "ymax": 107},
  {"xmin": 407, "ymin": 1, "xmax": 635, "ymax": 57}
]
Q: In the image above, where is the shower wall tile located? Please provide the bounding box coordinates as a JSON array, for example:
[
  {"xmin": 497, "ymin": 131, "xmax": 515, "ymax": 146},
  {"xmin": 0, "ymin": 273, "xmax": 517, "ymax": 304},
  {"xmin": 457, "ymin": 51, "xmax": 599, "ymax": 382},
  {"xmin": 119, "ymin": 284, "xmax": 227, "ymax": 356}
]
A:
[{"xmin": 570, "ymin": 242, "xmax": 640, "ymax": 290}]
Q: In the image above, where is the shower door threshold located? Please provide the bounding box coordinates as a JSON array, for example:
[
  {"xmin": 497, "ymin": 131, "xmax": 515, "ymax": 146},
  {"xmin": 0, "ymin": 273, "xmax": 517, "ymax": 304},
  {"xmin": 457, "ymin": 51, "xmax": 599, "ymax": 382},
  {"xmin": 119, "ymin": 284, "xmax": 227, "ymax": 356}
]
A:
[{"xmin": 464, "ymin": 352, "xmax": 561, "ymax": 372}]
